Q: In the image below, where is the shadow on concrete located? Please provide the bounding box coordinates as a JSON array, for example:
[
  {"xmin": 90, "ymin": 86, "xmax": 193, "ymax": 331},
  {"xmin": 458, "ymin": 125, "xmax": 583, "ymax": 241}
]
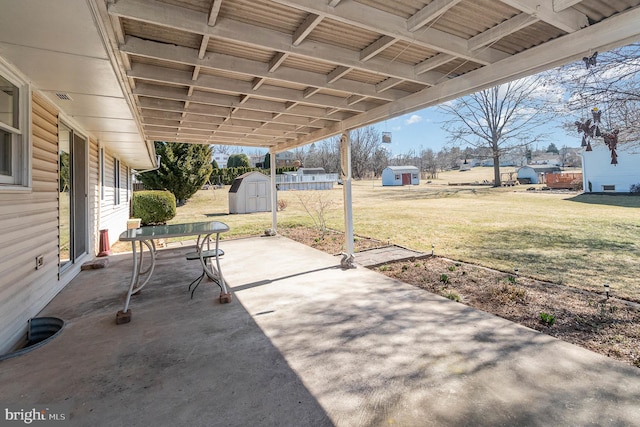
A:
[
  {"xmin": 222, "ymin": 236, "xmax": 640, "ymax": 427},
  {"xmin": 0, "ymin": 248, "xmax": 334, "ymax": 427},
  {"xmin": 2, "ymin": 237, "xmax": 639, "ymax": 427}
]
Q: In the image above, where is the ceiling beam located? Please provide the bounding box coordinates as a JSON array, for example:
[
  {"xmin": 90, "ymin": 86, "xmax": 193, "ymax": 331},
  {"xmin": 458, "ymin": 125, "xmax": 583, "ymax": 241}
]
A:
[
  {"xmin": 327, "ymin": 0, "xmax": 342, "ymax": 6},
  {"xmin": 274, "ymin": 5, "xmax": 640, "ymax": 152},
  {"xmin": 414, "ymin": 53, "xmax": 456, "ymax": 75},
  {"xmin": 327, "ymin": 66, "xmax": 352, "ymax": 83},
  {"xmin": 407, "ymin": 0, "xmax": 463, "ymax": 32},
  {"xmin": 268, "ymin": 52, "xmax": 289, "ymax": 72},
  {"xmin": 375, "ymin": 78, "xmax": 404, "ymax": 93},
  {"xmin": 468, "ymin": 13, "xmax": 539, "ymax": 51},
  {"xmin": 553, "ymin": 0, "xmax": 583, "ymax": 12},
  {"xmin": 140, "ymin": 98, "xmax": 344, "ymax": 125},
  {"xmin": 208, "ymin": 0, "xmax": 223, "ymax": 26},
  {"xmin": 266, "ymin": 0, "xmax": 509, "ymax": 64},
  {"xmin": 360, "ymin": 35, "xmax": 397, "ymax": 61},
  {"xmin": 293, "ymin": 13, "xmax": 323, "ymax": 46},
  {"xmin": 497, "ymin": 0, "xmax": 588, "ymax": 33},
  {"xmin": 134, "ymin": 83, "xmax": 357, "ymax": 121},
  {"xmin": 121, "ymin": 36, "xmax": 411, "ymax": 103},
  {"xmin": 108, "ymin": 1, "xmax": 444, "ymax": 86}
]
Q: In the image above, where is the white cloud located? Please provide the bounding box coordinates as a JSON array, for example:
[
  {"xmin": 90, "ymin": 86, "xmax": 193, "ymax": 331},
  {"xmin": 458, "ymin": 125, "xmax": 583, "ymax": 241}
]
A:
[{"xmin": 405, "ymin": 114, "xmax": 423, "ymax": 125}]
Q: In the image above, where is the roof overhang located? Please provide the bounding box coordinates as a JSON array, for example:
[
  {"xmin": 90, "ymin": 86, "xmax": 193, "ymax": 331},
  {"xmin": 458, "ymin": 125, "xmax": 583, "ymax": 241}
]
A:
[
  {"xmin": 0, "ymin": 0, "xmax": 156, "ymax": 169},
  {"xmin": 4, "ymin": 1, "xmax": 640, "ymax": 162}
]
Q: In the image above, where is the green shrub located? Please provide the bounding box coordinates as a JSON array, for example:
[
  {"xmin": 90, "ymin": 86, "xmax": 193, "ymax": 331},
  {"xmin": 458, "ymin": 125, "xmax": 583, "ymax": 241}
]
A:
[
  {"xmin": 132, "ymin": 190, "xmax": 176, "ymax": 225},
  {"xmin": 540, "ymin": 312, "xmax": 556, "ymax": 326}
]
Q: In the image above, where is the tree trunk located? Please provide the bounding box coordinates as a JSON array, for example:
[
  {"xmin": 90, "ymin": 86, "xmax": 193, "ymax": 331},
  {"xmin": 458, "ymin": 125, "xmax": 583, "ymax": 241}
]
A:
[{"xmin": 493, "ymin": 153, "xmax": 501, "ymax": 187}]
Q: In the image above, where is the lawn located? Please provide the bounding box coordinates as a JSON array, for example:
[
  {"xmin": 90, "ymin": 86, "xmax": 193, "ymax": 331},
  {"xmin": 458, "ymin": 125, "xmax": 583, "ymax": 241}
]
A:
[{"xmin": 145, "ymin": 167, "xmax": 640, "ymax": 302}]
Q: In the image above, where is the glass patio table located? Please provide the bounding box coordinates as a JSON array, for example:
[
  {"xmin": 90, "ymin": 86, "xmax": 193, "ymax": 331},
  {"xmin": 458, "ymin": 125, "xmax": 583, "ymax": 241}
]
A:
[{"xmin": 117, "ymin": 221, "xmax": 230, "ymax": 324}]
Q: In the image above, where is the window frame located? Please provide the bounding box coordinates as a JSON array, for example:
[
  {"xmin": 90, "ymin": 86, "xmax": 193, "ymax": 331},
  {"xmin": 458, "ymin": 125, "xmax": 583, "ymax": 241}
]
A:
[
  {"xmin": 0, "ymin": 59, "xmax": 31, "ymax": 190},
  {"xmin": 114, "ymin": 158, "xmax": 121, "ymax": 205},
  {"xmin": 100, "ymin": 147, "xmax": 105, "ymax": 201}
]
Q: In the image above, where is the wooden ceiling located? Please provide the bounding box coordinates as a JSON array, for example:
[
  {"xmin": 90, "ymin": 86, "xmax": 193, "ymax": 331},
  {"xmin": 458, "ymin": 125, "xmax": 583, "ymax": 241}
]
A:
[{"xmin": 91, "ymin": 0, "xmax": 640, "ymax": 152}]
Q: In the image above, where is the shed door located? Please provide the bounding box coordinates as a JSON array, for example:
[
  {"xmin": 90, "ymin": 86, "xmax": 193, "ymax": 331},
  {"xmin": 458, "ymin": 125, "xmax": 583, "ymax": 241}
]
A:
[
  {"xmin": 402, "ymin": 173, "xmax": 411, "ymax": 185},
  {"xmin": 247, "ymin": 181, "xmax": 258, "ymax": 212},
  {"xmin": 256, "ymin": 181, "xmax": 267, "ymax": 211},
  {"xmin": 246, "ymin": 181, "xmax": 267, "ymax": 212}
]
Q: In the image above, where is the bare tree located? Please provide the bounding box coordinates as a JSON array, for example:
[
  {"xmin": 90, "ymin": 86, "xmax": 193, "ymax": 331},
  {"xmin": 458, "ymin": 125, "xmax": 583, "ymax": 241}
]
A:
[
  {"xmin": 349, "ymin": 127, "xmax": 385, "ymax": 179},
  {"xmin": 306, "ymin": 139, "xmax": 339, "ymax": 172},
  {"xmin": 551, "ymin": 44, "xmax": 640, "ymax": 146},
  {"xmin": 439, "ymin": 77, "xmax": 556, "ymax": 186},
  {"xmin": 420, "ymin": 148, "xmax": 439, "ymax": 179}
]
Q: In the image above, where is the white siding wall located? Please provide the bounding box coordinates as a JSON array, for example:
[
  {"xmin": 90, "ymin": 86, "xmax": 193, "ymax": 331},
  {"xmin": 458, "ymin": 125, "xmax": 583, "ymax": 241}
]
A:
[
  {"xmin": 0, "ymin": 93, "xmax": 62, "ymax": 353},
  {"xmin": 99, "ymin": 150, "xmax": 131, "ymax": 245},
  {"xmin": 582, "ymin": 143, "xmax": 640, "ymax": 193}
]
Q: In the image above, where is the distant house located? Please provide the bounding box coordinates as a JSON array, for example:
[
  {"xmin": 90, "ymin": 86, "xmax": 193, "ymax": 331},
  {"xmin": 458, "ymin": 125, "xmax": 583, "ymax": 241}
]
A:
[
  {"xmin": 212, "ymin": 152, "xmax": 230, "ymax": 168},
  {"xmin": 382, "ymin": 166, "xmax": 419, "ymax": 186},
  {"xmin": 581, "ymin": 142, "xmax": 640, "ymax": 193}
]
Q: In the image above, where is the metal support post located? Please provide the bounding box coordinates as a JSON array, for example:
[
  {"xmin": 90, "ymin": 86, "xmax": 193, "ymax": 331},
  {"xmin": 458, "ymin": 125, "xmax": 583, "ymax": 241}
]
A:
[{"xmin": 340, "ymin": 132, "xmax": 356, "ymax": 268}]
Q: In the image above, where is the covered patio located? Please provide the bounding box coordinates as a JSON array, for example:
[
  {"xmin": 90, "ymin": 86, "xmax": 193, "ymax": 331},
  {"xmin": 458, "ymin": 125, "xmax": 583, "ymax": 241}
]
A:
[
  {"xmin": 1, "ymin": 237, "xmax": 638, "ymax": 426},
  {"xmin": 2, "ymin": 1, "xmax": 640, "ymax": 424}
]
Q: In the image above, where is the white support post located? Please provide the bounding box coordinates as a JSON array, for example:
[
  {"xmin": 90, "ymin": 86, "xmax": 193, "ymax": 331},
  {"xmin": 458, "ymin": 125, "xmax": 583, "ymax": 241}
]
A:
[
  {"xmin": 270, "ymin": 148, "xmax": 278, "ymax": 234},
  {"xmin": 340, "ymin": 132, "xmax": 356, "ymax": 268}
]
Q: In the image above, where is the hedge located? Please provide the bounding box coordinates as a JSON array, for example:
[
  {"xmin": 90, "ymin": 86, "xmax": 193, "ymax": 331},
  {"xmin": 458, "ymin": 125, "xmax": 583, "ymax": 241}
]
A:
[{"xmin": 132, "ymin": 190, "xmax": 177, "ymax": 225}]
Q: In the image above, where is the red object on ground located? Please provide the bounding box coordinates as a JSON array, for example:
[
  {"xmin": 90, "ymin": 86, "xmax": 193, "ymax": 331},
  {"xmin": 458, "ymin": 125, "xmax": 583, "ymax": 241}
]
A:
[{"xmin": 97, "ymin": 229, "xmax": 111, "ymax": 257}]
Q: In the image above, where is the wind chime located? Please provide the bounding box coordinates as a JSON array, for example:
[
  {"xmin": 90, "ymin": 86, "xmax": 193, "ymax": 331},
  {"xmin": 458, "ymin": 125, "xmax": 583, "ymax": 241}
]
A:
[{"xmin": 574, "ymin": 52, "xmax": 620, "ymax": 165}]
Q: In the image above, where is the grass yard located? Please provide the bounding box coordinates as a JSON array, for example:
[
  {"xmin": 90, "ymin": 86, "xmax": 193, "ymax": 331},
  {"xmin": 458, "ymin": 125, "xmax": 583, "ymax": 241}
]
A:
[{"xmin": 130, "ymin": 167, "xmax": 640, "ymax": 302}]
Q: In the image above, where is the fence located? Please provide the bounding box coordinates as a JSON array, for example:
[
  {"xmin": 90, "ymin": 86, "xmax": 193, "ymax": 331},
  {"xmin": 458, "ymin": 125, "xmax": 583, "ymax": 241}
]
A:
[{"xmin": 545, "ymin": 173, "xmax": 583, "ymax": 189}]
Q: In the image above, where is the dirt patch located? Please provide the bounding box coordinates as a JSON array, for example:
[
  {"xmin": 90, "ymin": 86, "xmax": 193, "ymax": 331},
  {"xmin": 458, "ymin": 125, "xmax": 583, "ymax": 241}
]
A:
[
  {"xmin": 282, "ymin": 225, "xmax": 640, "ymax": 369},
  {"xmin": 278, "ymin": 226, "xmax": 383, "ymax": 254}
]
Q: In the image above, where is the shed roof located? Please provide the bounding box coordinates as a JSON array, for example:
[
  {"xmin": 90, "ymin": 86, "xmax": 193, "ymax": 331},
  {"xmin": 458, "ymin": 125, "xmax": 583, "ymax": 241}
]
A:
[{"xmin": 385, "ymin": 166, "xmax": 419, "ymax": 172}]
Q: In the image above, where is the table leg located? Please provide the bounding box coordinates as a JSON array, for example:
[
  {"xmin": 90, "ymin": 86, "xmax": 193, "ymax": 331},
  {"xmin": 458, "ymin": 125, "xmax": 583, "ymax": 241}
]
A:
[
  {"xmin": 116, "ymin": 241, "xmax": 139, "ymax": 324},
  {"xmin": 116, "ymin": 239, "xmax": 157, "ymax": 324},
  {"xmin": 199, "ymin": 233, "xmax": 231, "ymax": 304}
]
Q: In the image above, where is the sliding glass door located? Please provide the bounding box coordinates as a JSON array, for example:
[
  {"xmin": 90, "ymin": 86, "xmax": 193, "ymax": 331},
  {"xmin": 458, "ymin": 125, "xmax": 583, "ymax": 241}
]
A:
[{"xmin": 59, "ymin": 123, "xmax": 87, "ymax": 271}]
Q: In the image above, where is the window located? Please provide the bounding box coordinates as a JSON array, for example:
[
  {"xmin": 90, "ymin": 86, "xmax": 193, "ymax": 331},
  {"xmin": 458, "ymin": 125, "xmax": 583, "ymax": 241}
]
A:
[
  {"xmin": 0, "ymin": 61, "xmax": 30, "ymax": 188},
  {"xmin": 395, "ymin": 174, "xmax": 400, "ymax": 180},
  {"xmin": 602, "ymin": 185, "xmax": 615, "ymax": 192},
  {"xmin": 114, "ymin": 158, "xmax": 120, "ymax": 205}
]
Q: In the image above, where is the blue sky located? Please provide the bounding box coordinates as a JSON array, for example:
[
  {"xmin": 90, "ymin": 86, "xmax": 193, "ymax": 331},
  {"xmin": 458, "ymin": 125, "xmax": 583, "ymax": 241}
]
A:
[{"xmin": 370, "ymin": 107, "xmax": 581, "ymax": 155}]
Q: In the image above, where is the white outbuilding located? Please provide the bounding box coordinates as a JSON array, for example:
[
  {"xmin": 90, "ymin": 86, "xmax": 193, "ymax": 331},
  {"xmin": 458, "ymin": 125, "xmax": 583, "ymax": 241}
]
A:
[
  {"xmin": 381, "ymin": 166, "xmax": 420, "ymax": 186},
  {"xmin": 516, "ymin": 166, "xmax": 540, "ymax": 184},
  {"xmin": 228, "ymin": 171, "xmax": 272, "ymax": 214},
  {"xmin": 581, "ymin": 142, "xmax": 640, "ymax": 193}
]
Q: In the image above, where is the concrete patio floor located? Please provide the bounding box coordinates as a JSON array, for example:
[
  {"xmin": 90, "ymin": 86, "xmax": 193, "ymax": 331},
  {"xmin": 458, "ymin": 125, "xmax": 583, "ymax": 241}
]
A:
[{"xmin": 1, "ymin": 236, "xmax": 639, "ymax": 426}]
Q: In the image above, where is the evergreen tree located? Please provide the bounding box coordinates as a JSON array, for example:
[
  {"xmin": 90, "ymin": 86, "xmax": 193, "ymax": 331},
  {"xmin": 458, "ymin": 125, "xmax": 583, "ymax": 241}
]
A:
[
  {"xmin": 138, "ymin": 142, "xmax": 212, "ymax": 206},
  {"xmin": 227, "ymin": 153, "xmax": 250, "ymax": 168},
  {"xmin": 546, "ymin": 143, "xmax": 559, "ymax": 154}
]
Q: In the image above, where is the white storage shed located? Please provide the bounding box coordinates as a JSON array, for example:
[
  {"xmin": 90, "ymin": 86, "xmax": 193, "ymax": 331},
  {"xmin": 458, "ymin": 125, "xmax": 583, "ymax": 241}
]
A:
[
  {"xmin": 382, "ymin": 166, "xmax": 420, "ymax": 186},
  {"xmin": 228, "ymin": 171, "xmax": 272, "ymax": 214},
  {"xmin": 516, "ymin": 166, "xmax": 540, "ymax": 184}
]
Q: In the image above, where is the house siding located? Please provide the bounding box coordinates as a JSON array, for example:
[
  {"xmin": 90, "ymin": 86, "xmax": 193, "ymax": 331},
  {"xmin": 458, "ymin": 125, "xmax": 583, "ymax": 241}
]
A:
[
  {"xmin": 582, "ymin": 144, "xmax": 640, "ymax": 193},
  {"xmin": 0, "ymin": 92, "xmax": 61, "ymax": 353},
  {"xmin": 99, "ymin": 150, "xmax": 131, "ymax": 245}
]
